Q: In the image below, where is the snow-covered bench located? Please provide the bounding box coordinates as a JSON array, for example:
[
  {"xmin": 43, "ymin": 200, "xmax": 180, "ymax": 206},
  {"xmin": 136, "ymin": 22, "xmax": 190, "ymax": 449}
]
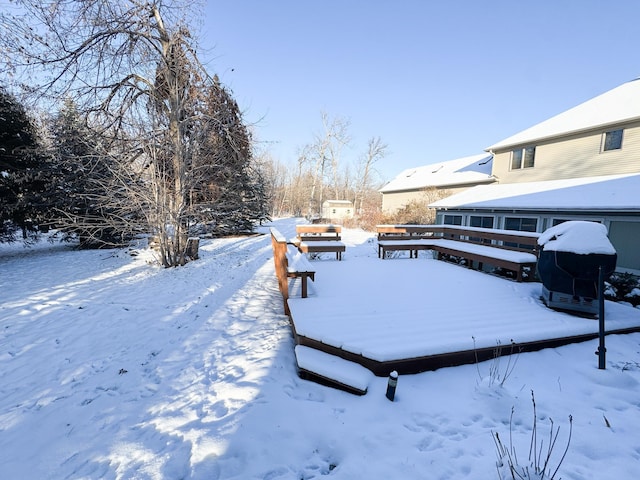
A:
[
  {"xmin": 295, "ymin": 224, "xmax": 346, "ymax": 260},
  {"xmin": 270, "ymin": 228, "xmax": 316, "ymax": 314},
  {"xmin": 377, "ymin": 225, "xmax": 540, "ymax": 282},
  {"xmin": 376, "ymin": 224, "xmax": 445, "ymax": 259}
]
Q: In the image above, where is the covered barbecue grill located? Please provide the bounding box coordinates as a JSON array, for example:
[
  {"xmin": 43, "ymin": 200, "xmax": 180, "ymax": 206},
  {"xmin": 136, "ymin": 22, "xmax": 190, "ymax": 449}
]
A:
[{"xmin": 537, "ymin": 221, "xmax": 617, "ymax": 315}]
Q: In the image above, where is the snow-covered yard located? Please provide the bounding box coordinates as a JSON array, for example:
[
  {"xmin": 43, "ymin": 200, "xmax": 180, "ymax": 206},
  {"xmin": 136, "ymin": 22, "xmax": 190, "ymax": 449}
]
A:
[{"xmin": 1, "ymin": 218, "xmax": 640, "ymax": 479}]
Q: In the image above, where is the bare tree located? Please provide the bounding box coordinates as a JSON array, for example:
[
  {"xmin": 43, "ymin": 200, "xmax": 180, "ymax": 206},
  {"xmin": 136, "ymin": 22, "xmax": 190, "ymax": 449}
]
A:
[
  {"xmin": 355, "ymin": 136, "xmax": 387, "ymax": 214},
  {"xmin": 298, "ymin": 112, "xmax": 351, "ymax": 218},
  {"xmin": 0, "ymin": 1, "xmax": 253, "ymax": 266},
  {"xmin": 322, "ymin": 112, "xmax": 351, "ymax": 200}
]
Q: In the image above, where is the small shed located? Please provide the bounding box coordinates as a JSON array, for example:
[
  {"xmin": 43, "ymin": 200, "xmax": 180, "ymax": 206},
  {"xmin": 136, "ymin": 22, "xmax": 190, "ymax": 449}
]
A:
[{"xmin": 322, "ymin": 200, "xmax": 354, "ymax": 221}]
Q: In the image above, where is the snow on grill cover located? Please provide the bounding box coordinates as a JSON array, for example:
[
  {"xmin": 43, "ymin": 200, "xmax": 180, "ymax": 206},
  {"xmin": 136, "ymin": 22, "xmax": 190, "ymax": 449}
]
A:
[{"xmin": 537, "ymin": 221, "xmax": 617, "ymax": 300}]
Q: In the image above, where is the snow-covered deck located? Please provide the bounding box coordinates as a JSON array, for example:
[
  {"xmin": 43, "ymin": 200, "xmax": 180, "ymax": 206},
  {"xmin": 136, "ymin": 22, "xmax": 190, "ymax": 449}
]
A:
[{"xmin": 287, "ymin": 240, "xmax": 640, "ymax": 376}]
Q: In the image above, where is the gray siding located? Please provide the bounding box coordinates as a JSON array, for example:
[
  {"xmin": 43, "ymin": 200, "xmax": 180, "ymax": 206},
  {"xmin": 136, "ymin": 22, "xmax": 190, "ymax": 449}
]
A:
[{"xmin": 608, "ymin": 220, "xmax": 640, "ymax": 272}]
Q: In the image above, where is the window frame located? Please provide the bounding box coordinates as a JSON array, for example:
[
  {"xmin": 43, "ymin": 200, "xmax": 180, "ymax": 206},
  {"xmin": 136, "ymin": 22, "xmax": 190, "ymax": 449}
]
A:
[
  {"xmin": 442, "ymin": 214, "xmax": 463, "ymax": 226},
  {"xmin": 504, "ymin": 216, "xmax": 538, "ymax": 233},
  {"xmin": 510, "ymin": 146, "xmax": 536, "ymax": 170},
  {"xmin": 601, "ymin": 129, "xmax": 623, "ymax": 152},
  {"xmin": 468, "ymin": 215, "xmax": 494, "ymax": 229}
]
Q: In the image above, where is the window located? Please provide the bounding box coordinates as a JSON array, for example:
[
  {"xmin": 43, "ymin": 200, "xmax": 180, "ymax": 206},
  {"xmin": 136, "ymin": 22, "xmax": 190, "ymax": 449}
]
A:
[
  {"xmin": 469, "ymin": 216, "xmax": 494, "ymax": 243},
  {"xmin": 504, "ymin": 217, "xmax": 537, "ymax": 232},
  {"xmin": 504, "ymin": 217, "xmax": 537, "ymax": 250},
  {"xmin": 469, "ymin": 215, "xmax": 494, "ymax": 229},
  {"xmin": 602, "ymin": 129, "xmax": 623, "ymax": 152},
  {"xmin": 552, "ymin": 218, "xmax": 568, "ymax": 227},
  {"xmin": 510, "ymin": 146, "xmax": 536, "ymax": 170},
  {"xmin": 443, "ymin": 214, "xmax": 462, "ymax": 225},
  {"xmin": 552, "ymin": 218, "xmax": 600, "ymax": 227}
]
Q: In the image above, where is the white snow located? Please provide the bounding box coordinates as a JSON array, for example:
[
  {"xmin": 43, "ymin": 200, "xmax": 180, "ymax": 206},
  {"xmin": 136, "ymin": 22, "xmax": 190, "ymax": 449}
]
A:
[
  {"xmin": 1, "ymin": 218, "xmax": 640, "ymax": 479},
  {"xmin": 294, "ymin": 345, "xmax": 373, "ymax": 393},
  {"xmin": 538, "ymin": 220, "xmax": 617, "ymax": 255},
  {"xmin": 429, "ymin": 172, "xmax": 640, "ymax": 211},
  {"xmin": 487, "ymin": 78, "xmax": 640, "ymax": 150},
  {"xmin": 379, "ymin": 152, "xmax": 494, "ymax": 193}
]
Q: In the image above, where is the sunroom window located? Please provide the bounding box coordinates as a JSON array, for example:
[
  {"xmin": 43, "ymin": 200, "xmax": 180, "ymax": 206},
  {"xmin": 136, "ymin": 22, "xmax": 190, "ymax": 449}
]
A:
[{"xmin": 443, "ymin": 214, "xmax": 462, "ymax": 225}]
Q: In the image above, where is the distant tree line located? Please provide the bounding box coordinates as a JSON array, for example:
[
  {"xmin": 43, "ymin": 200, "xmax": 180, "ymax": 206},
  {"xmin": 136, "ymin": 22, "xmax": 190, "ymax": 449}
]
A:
[
  {"xmin": 0, "ymin": 1, "xmax": 268, "ymax": 266},
  {"xmin": 260, "ymin": 112, "xmax": 388, "ymax": 226}
]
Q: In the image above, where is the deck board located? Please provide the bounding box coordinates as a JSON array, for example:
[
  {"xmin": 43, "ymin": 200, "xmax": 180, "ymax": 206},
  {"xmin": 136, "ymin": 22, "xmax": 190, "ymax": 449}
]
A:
[{"xmin": 286, "ymin": 251, "xmax": 640, "ymax": 376}]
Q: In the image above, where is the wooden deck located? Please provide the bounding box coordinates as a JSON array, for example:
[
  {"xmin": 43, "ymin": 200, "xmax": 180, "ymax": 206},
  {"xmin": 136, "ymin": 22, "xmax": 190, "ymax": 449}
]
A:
[
  {"xmin": 291, "ymin": 323, "xmax": 640, "ymax": 376},
  {"xmin": 284, "ymin": 248, "xmax": 640, "ymax": 378}
]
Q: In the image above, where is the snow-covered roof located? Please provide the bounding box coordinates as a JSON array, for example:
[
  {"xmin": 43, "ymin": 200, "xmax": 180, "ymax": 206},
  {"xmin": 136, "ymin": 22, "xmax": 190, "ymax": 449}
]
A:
[
  {"xmin": 379, "ymin": 153, "xmax": 495, "ymax": 193},
  {"xmin": 487, "ymin": 78, "xmax": 640, "ymax": 151},
  {"xmin": 323, "ymin": 200, "xmax": 353, "ymax": 206},
  {"xmin": 430, "ymin": 173, "xmax": 640, "ymax": 212}
]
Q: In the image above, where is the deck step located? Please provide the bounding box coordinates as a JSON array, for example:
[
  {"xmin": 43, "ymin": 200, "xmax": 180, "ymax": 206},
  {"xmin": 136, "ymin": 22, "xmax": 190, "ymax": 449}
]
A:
[{"xmin": 294, "ymin": 345, "xmax": 373, "ymax": 395}]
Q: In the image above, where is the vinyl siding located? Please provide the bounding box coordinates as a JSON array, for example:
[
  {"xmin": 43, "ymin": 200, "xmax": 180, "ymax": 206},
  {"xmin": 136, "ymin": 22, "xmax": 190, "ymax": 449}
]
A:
[
  {"xmin": 381, "ymin": 186, "xmax": 466, "ymax": 213},
  {"xmin": 491, "ymin": 120, "xmax": 640, "ymax": 183}
]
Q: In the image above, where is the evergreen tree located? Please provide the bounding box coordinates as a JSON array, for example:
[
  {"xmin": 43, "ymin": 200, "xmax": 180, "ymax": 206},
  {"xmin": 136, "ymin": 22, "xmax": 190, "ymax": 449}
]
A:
[
  {"xmin": 49, "ymin": 98, "xmax": 127, "ymax": 247},
  {"xmin": 0, "ymin": 87, "xmax": 49, "ymax": 242},
  {"xmin": 189, "ymin": 79, "xmax": 269, "ymax": 235}
]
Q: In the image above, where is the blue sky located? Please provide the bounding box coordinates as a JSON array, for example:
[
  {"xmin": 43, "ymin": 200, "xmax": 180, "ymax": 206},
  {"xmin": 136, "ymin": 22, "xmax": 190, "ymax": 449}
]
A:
[{"xmin": 201, "ymin": 1, "xmax": 640, "ymax": 182}]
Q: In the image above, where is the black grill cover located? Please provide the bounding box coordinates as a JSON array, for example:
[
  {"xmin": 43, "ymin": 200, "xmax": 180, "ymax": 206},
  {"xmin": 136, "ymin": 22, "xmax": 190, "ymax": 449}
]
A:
[{"xmin": 537, "ymin": 250, "xmax": 617, "ymax": 299}]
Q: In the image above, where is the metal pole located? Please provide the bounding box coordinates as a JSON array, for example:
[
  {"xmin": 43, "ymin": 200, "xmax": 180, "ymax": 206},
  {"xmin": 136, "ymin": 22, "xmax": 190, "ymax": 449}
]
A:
[{"xmin": 597, "ymin": 265, "xmax": 606, "ymax": 369}]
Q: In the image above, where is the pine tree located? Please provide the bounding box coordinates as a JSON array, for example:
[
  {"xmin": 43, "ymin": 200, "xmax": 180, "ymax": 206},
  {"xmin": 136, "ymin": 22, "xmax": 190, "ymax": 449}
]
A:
[
  {"xmin": 48, "ymin": 98, "xmax": 128, "ymax": 247},
  {"xmin": 189, "ymin": 79, "xmax": 269, "ymax": 235},
  {"xmin": 0, "ymin": 87, "xmax": 49, "ymax": 242}
]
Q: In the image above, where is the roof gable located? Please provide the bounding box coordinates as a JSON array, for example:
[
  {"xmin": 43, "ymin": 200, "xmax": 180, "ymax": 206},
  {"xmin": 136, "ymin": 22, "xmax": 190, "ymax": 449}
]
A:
[
  {"xmin": 487, "ymin": 78, "xmax": 640, "ymax": 151},
  {"xmin": 380, "ymin": 153, "xmax": 495, "ymax": 193}
]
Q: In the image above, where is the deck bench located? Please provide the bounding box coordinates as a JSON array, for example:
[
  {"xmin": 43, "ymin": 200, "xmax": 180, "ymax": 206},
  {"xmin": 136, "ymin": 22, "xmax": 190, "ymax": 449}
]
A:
[
  {"xmin": 376, "ymin": 225, "xmax": 445, "ymax": 259},
  {"xmin": 296, "ymin": 224, "xmax": 346, "ymax": 260},
  {"xmin": 270, "ymin": 228, "xmax": 316, "ymax": 314},
  {"xmin": 376, "ymin": 224, "xmax": 540, "ymax": 281},
  {"xmin": 377, "ymin": 238, "xmax": 439, "ymax": 259},
  {"xmin": 286, "ymin": 248, "xmax": 315, "ymax": 298}
]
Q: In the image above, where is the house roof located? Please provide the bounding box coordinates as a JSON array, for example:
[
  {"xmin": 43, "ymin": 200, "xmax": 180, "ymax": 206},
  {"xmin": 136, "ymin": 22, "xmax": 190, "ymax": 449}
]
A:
[
  {"xmin": 430, "ymin": 173, "xmax": 640, "ymax": 212},
  {"xmin": 323, "ymin": 200, "xmax": 353, "ymax": 206},
  {"xmin": 487, "ymin": 78, "xmax": 640, "ymax": 151},
  {"xmin": 379, "ymin": 153, "xmax": 495, "ymax": 194}
]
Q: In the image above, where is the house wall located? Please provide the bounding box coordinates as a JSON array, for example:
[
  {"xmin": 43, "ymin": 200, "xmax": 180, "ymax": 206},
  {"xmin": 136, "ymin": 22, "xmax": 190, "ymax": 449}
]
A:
[
  {"xmin": 491, "ymin": 120, "xmax": 640, "ymax": 183},
  {"xmin": 381, "ymin": 186, "xmax": 467, "ymax": 214},
  {"xmin": 608, "ymin": 220, "xmax": 640, "ymax": 272},
  {"xmin": 321, "ymin": 202, "xmax": 354, "ymax": 220}
]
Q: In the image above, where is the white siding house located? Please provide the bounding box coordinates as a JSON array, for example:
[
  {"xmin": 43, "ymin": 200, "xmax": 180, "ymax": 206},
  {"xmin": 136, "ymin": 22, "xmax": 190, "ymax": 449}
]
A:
[{"xmin": 322, "ymin": 200, "xmax": 354, "ymax": 221}]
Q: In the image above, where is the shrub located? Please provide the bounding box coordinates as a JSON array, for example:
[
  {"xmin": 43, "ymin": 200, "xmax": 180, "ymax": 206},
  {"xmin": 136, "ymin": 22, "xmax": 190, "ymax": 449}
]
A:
[
  {"xmin": 473, "ymin": 338, "xmax": 521, "ymax": 388},
  {"xmin": 605, "ymin": 272, "xmax": 640, "ymax": 307}
]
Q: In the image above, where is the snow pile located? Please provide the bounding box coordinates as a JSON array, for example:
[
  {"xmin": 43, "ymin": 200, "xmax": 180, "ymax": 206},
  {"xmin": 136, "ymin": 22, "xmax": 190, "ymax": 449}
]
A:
[
  {"xmin": 1, "ymin": 219, "xmax": 640, "ymax": 479},
  {"xmin": 538, "ymin": 220, "xmax": 617, "ymax": 254}
]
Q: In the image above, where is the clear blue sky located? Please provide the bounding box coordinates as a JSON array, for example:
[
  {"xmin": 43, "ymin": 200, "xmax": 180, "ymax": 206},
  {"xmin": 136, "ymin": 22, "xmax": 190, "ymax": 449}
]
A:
[{"xmin": 201, "ymin": 0, "xmax": 640, "ymax": 182}]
